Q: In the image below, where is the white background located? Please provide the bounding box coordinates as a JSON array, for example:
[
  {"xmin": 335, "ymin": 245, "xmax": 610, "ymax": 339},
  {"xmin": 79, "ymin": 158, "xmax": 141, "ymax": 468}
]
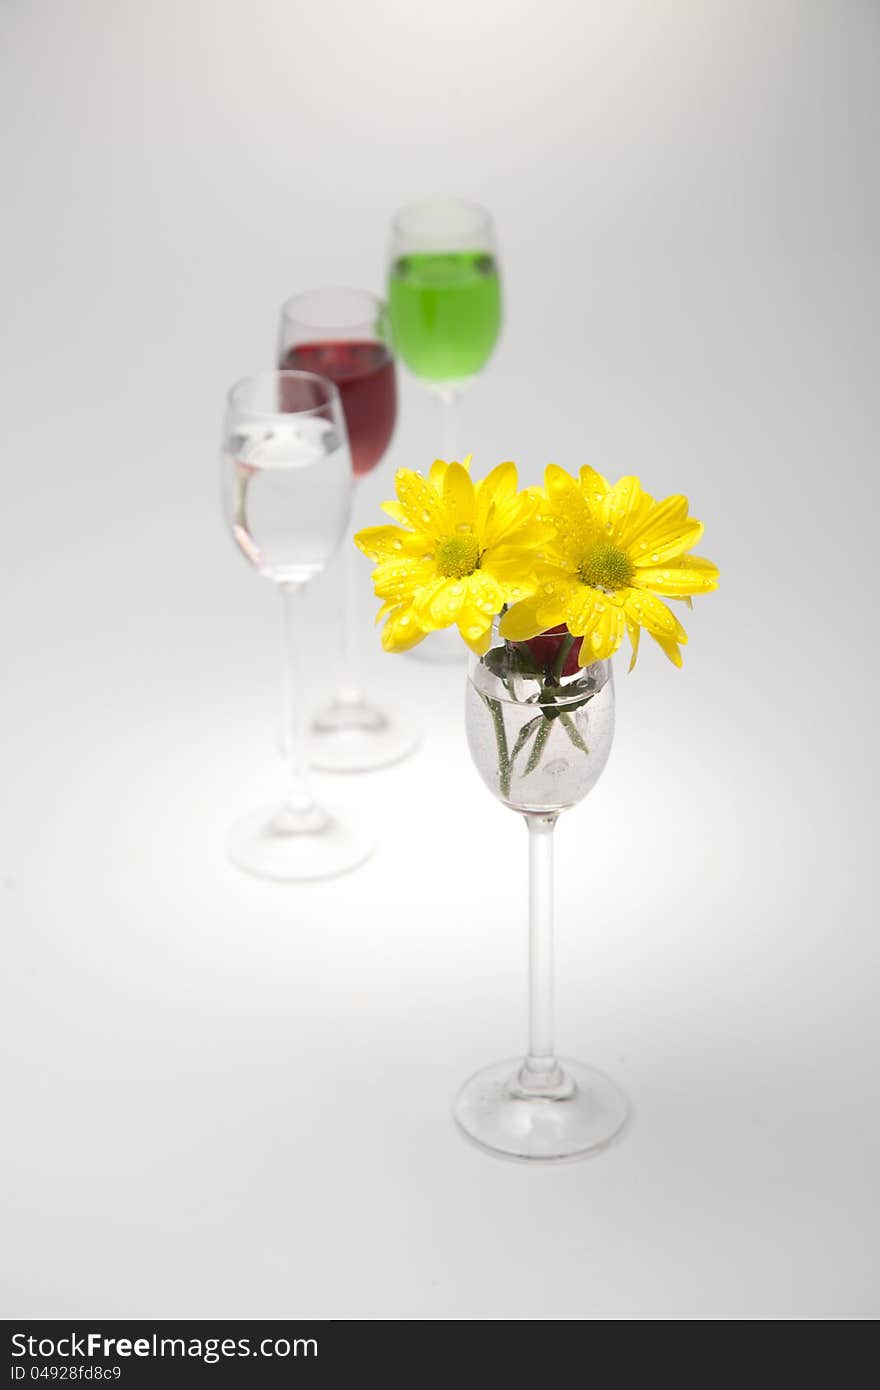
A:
[{"xmin": 1, "ymin": 0, "xmax": 877, "ymax": 1318}]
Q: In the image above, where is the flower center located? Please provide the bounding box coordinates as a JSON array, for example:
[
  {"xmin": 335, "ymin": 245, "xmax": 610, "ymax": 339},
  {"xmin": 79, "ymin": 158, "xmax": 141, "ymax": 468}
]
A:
[
  {"xmin": 437, "ymin": 533, "xmax": 480, "ymax": 578},
  {"xmin": 578, "ymin": 542, "xmax": 634, "ymax": 592}
]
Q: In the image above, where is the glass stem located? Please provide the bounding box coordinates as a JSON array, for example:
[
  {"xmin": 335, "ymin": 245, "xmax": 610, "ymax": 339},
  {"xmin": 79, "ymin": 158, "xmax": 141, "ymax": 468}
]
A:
[
  {"xmin": 524, "ymin": 811, "xmax": 560, "ymax": 1081},
  {"xmin": 279, "ymin": 581, "xmax": 314, "ymax": 815},
  {"xmin": 338, "ymin": 490, "xmax": 364, "ymax": 706},
  {"xmin": 434, "ymin": 386, "xmax": 461, "ymax": 460}
]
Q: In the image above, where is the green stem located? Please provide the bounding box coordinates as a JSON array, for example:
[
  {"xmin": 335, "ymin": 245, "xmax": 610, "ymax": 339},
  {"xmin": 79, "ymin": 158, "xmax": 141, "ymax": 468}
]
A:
[
  {"xmin": 550, "ymin": 632, "xmax": 575, "ymax": 682},
  {"xmin": 559, "ymin": 712, "xmax": 589, "ymax": 755},
  {"xmin": 524, "ymin": 717, "xmax": 553, "ymax": 775},
  {"xmin": 484, "ymin": 695, "xmax": 512, "ymax": 799}
]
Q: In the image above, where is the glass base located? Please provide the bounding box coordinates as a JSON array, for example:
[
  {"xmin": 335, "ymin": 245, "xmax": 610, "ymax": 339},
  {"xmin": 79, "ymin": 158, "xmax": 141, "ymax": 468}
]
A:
[
  {"xmin": 228, "ymin": 802, "xmax": 374, "ymax": 882},
  {"xmin": 309, "ymin": 697, "xmax": 420, "ymax": 773},
  {"xmin": 454, "ymin": 1057, "xmax": 628, "ymax": 1162},
  {"xmin": 405, "ymin": 627, "xmax": 466, "ymax": 664}
]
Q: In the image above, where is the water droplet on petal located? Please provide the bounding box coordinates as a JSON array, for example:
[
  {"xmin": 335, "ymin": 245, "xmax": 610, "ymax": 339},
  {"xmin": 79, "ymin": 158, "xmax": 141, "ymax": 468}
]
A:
[
  {"xmin": 456, "ymin": 522, "xmax": 471, "ymax": 533},
  {"xmin": 421, "ymin": 510, "xmax": 432, "ymax": 525}
]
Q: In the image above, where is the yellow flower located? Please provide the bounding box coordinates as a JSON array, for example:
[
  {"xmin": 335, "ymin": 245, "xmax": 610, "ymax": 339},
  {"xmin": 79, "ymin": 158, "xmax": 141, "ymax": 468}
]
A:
[
  {"xmin": 355, "ymin": 457, "xmax": 546, "ymax": 655},
  {"xmin": 499, "ymin": 465, "xmax": 718, "ymax": 669}
]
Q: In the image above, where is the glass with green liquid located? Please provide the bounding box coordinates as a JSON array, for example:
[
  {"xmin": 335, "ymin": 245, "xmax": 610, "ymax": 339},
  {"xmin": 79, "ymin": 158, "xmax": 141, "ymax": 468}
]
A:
[
  {"xmin": 389, "ymin": 248, "xmax": 501, "ymax": 385},
  {"xmin": 387, "ymin": 200, "xmax": 502, "ymax": 452},
  {"xmin": 387, "ymin": 200, "xmax": 502, "ymax": 665}
]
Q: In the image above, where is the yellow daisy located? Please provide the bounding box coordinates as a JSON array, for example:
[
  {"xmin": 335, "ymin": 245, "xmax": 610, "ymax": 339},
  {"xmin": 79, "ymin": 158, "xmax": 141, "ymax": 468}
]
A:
[
  {"xmin": 355, "ymin": 457, "xmax": 546, "ymax": 655},
  {"xmin": 499, "ymin": 465, "xmax": 718, "ymax": 669}
]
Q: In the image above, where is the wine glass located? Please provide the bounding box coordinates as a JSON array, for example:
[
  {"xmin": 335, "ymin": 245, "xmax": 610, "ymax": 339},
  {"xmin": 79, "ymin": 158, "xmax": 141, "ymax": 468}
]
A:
[
  {"xmin": 220, "ymin": 370, "xmax": 373, "ymax": 880},
  {"xmin": 454, "ymin": 626, "xmax": 628, "ymax": 1160},
  {"xmin": 387, "ymin": 198, "xmax": 502, "ymax": 460},
  {"xmin": 387, "ymin": 199, "xmax": 502, "ymax": 664},
  {"xmin": 277, "ymin": 288, "xmax": 419, "ymax": 771}
]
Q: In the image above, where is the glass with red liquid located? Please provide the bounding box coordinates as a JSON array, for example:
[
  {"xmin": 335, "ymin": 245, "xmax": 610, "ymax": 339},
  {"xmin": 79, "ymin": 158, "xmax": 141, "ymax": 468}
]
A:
[{"xmin": 278, "ymin": 288, "xmax": 420, "ymax": 771}]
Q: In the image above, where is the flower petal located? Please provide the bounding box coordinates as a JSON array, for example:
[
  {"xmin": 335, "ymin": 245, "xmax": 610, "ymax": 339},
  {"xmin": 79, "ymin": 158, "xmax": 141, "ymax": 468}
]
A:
[
  {"xmin": 650, "ymin": 632, "xmax": 684, "ymax": 667},
  {"xmin": 442, "ymin": 461, "xmax": 475, "ymax": 530},
  {"xmin": 544, "ymin": 463, "xmax": 581, "ymax": 502},
  {"xmin": 380, "ymin": 500, "xmax": 410, "ymax": 524},
  {"xmin": 625, "ymin": 495, "xmax": 704, "ymax": 562},
  {"xmin": 630, "ymin": 554, "xmax": 719, "ymax": 596},
  {"xmin": 428, "ymin": 459, "xmax": 448, "ymax": 489},
  {"xmin": 623, "ymin": 589, "xmax": 689, "ymax": 644},
  {"xmin": 354, "ymin": 525, "xmax": 422, "ymax": 561},
  {"xmin": 457, "ymin": 608, "xmax": 493, "ymax": 655},
  {"xmin": 381, "ymin": 604, "xmax": 428, "ymax": 652},
  {"xmin": 500, "ymin": 595, "xmax": 561, "ymax": 640},
  {"xmin": 541, "ymin": 466, "xmax": 600, "ymax": 561},
  {"xmin": 476, "ymin": 460, "xmax": 518, "ymax": 512},
  {"xmin": 462, "ymin": 571, "xmax": 504, "ymax": 616},
  {"xmin": 414, "ymin": 577, "xmax": 469, "ymax": 627},
  {"xmin": 372, "ymin": 556, "xmax": 435, "ymax": 601},
  {"xmin": 601, "ymin": 475, "xmax": 646, "ymax": 543},
  {"xmin": 579, "ymin": 597, "xmax": 625, "ymax": 660},
  {"xmin": 625, "ymin": 614, "xmax": 641, "ymax": 672},
  {"xmin": 482, "ymin": 545, "xmax": 540, "ymax": 600},
  {"xmin": 561, "ymin": 583, "xmax": 623, "ymax": 635},
  {"xmin": 630, "ymin": 518, "xmax": 705, "ymax": 566},
  {"xmin": 394, "ymin": 469, "xmax": 448, "ymax": 539}
]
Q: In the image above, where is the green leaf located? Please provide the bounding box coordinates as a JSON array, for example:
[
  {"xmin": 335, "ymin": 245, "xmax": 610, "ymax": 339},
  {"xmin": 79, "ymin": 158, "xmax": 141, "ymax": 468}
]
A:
[
  {"xmin": 480, "ymin": 693, "xmax": 512, "ymax": 799},
  {"xmin": 483, "ymin": 641, "xmax": 543, "ymax": 682},
  {"xmin": 524, "ymin": 718, "xmax": 553, "ymax": 775},
  {"xmin": 559, "ymin": 712, "xmax": 590, "ymax": 755},
  {"xmin": 510, "ymin": 715, "xmax": 543, "ymax": 763}
]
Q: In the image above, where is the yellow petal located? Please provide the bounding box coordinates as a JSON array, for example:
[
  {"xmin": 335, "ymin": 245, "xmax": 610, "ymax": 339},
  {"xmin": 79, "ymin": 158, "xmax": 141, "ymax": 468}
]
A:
[
  {"xmin": 380, "ymin": 500, "xmax": 409, "ymax": 524},
  {"xmin": 428, "ymin": 458, "xmax": 448, "ymax": 489},
  {"xmin": 462, "ymin": 571, "xmax": 504, "ymax": 616},
  {"xmin": 562, "ymin": 583, "xmax": 623, "ymax": 635},
  {"xmin": 381, "ymin": 604, "xmax": 428, "ymax": 652},
  {"xmin": 474, "ymin": 461, "xmax": 519, "ymax": 540},
  {"xmin": 373, "ymin": 556, "xmax": 435, "ymax": 601},
  {"xmin": 630, "ymin": 555, "xmax": 719, "ymax": 596},
  {"xmin": 625, "ymin": 614, "xmax": 641, "ymax": 672},
  {"xmin": 626, "ymin": 495, "xmax": 703, "ymax": 563},
  {"xmin": 542, "ymin": 470, "xmax": 599, "ymax": 561},
  {"xmin": 578, "ymin": 465, "xmax": 611, "ymax": 505},
  {"xmin": 482, "ymin": 545, "xmax": 541, "ymax": 599},
  {"xmin": 481, "ymin": 495, "xmax": 538, "ymax": 550},
  {"xmin": 624, "ymin": 589, "xmax": 688, "ymax": 644},
  {"xmin": 544, "ymin": 463, "xmax": 581, "ymax": 502},
  {"xmin": 354, "ymin": 524, "xmax": 421, "ymax": 561},
  {"xmin": 650, "ymin": 632, "xmax": 684, "ymax": 667},
  {"xmin": 630, "ymin": 519, "xmax": 705, "ymax": 566},
  {"xmin": 580, "ymin": 598, "xmax": 625, "ymax": 660},
  {"xmin": 476, "ymin": 460, "xmax": 518, "ymax": 508},
  {"xmin": 395, "ymin": 469, "xmax": 448, "ymax": 539},
  {"xmin": 414, "ymin": 577, "xmax": 468, "ymax": 627},
  {"xmin": 500, "ymin": 595, "xmax": 561, "ymax": 640},
  {"xmin": 457, "ymin": 607, "xmax": 493, "ymax": 655},
  {"xmin": 600, "ymin": 475, "xmax": 641, "ymax": 539},
  {"xmin": 442, "ymin": 461, "xmax": 475, "ymax": 530}
]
